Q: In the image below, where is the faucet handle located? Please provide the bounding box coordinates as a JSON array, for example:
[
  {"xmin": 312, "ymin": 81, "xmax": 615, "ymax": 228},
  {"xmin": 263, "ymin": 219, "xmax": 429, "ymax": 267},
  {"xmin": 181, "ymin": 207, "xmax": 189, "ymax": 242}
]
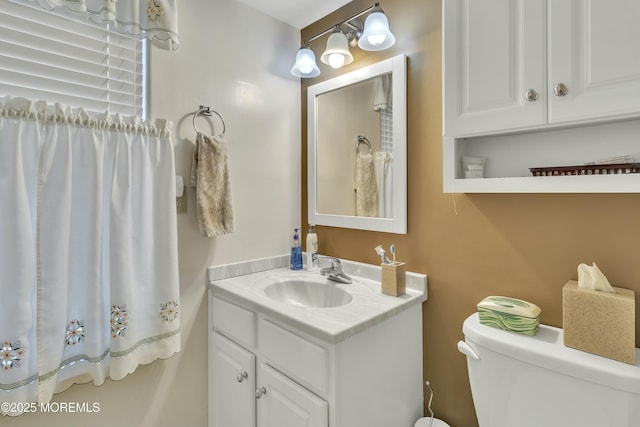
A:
[
  {"xmin": 318, "ymin": 257, "xmax": 352, "ymax": 284},
  {"xmin": 319, "ymin": 257, "xmax": 341, "ymax": 275},
  {"xmin": 318, "ymin": 256, "xmax": 338, "ymax": 268}
]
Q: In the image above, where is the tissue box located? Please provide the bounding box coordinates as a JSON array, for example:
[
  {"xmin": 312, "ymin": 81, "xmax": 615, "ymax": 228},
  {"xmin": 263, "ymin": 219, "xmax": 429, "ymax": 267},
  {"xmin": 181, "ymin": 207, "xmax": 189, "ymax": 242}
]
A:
[
  {"xmin": 563, "ymin": 280, "xmax": 636, "ymax": 364},
  {"xmin": 381, "ymin": 262, "xmax": 406, "ymax": 296}
]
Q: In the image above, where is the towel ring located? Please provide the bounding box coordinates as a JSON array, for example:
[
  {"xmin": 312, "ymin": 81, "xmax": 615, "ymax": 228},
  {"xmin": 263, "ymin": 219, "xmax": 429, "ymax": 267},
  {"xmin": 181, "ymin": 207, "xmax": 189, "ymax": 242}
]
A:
[
  {"xmin": 356, "ymin": 135, "xmax": 372, "ymax": 154},
  {"xmin": 193, "ymin": 105, "xmax": 226, "ymax": 135}
]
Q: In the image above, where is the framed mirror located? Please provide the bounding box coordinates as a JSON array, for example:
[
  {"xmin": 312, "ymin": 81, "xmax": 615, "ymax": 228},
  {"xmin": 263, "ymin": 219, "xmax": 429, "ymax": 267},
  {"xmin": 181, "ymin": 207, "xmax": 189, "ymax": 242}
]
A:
[{"xmin": 308, "ymin": 54, "xmax": 407, "ymax": 233}]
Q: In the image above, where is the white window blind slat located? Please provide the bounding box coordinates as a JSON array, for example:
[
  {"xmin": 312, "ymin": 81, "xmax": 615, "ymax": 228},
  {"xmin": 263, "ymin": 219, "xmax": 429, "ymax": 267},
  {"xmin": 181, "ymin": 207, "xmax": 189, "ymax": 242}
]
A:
[
  {"xmin": 1, "ymin": 5, "xmax": 107, "ymax": 40},
  {"xmin": 0, "ymin": 83, "xmax": 109, "ymax": 113},
  {"xmin": 0, "ymin": 13, "xmax": 109, "ymax": 49},
  {"xmin": 108, "ymin": 58, "xmax": 144, "ymax": 76},
  {"xmin": 0, "ymin": 60, "xmax": 106, "ymax": 89},
  {"xmin": 0, "ymin": 40, "xmax": 144, "ymax": 84},
  {"xmin": 0, "ymin": 25, "xmax": 108, "ymax": 61},
  {"xmin": 0, "ymin": 43, "xmax": 109, "ymax": 80},
  {"xmin": 0, "ymin": 17, "xmax": 142, "ymax": 60},
  {"xmin": 0, "ymin": 0, "xmax": 146, "ymax": 118},
  {"xmin": 0, "ymin": 82, "xmax": 141, "ymax": 116},
  {"xmin": 0, "ymin": 69, "xmax": 107, "ymax": 98}
]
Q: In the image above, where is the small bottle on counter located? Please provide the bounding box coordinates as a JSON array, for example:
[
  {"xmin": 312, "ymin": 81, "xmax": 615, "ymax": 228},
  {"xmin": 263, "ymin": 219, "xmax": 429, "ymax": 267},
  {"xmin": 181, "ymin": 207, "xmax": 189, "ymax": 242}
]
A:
[
  {"xmin": 306, "ymin": 224, "xmax": 318, "ymax": 270},
  {"xmin": 290, "ymin": 228, "xmax": 303, "ymax": 270}
]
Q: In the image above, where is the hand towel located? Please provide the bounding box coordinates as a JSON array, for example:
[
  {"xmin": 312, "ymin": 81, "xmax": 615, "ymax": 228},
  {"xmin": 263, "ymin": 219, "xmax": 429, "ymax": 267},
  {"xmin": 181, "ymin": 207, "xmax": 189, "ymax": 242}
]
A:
[
  {"xmin": 355, "ymin": 151, "xmax": 378, "ymax": 217},
  {"xmin": 190, "ymin": 132, "xmax": 234, "ymax": 237}
]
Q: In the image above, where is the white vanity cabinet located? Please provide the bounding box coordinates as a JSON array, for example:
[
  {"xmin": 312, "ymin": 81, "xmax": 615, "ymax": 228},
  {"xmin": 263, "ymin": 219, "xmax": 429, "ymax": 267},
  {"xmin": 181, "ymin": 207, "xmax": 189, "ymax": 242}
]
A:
[
  {"xmin": 209, "ymin": 296, "xmax": 328, "ymax": 427},
  {"xmin": 211, "ymin": 331, "xmax": 327, "ymax": 427},
  {"xmin": 443, "ymin": 0, "xmax": 640, "ymax": 193},
  {"xmin": 208, "ymin": 292, "xmax": 424, "ymax": 427},
  {"xmin": 210, "ymin": 332, "xmax": 256, "ymax": 427}
]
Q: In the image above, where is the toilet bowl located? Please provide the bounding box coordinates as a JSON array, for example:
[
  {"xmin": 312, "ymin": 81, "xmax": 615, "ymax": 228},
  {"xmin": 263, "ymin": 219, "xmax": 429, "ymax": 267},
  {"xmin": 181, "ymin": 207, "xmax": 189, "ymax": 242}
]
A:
[{"xmin": 459, "ymin": 313, "xmax": 640, "ymax": 427}]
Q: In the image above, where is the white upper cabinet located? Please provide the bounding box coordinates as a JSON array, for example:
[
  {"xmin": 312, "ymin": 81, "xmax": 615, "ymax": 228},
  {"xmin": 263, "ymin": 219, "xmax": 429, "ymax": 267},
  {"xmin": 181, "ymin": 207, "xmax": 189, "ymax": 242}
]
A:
[
  {"xmin": 444, "ymin": 0, "xmax": 640, "ymax": 137},
  {"xmin": 548, "ymin": 0, "xmax": 640, "ymax": 125},
  {"xmin": 444, "ymin": 0, "xmax": 547, "ymax": 136},
  {"xmin": 443, "ymin": 0, "xmax": 640, "ymax": 193}
]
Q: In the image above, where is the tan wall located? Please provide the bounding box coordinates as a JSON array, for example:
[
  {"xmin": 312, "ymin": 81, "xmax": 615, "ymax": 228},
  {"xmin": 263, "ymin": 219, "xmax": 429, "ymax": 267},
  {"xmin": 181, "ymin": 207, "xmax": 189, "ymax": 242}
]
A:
[{"xmin": 302, "ymin": 1, "xmax": 640, "ymax": 426}]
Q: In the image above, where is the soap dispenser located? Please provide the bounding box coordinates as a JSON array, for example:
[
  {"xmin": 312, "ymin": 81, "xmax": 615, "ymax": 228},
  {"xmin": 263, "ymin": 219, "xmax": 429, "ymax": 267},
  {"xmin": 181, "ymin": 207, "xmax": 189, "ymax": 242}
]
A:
[{"xmin": 290, "ymin": 228, "xmax": 303, "ymax": 270}]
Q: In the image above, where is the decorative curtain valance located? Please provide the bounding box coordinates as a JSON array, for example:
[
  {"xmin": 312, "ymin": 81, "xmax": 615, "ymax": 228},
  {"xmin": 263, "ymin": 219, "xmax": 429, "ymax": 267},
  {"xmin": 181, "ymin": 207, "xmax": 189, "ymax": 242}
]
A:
[
  {"xmin": 25, "ymin": 0, "xmax": 180, "ymax": 50},
  {"xmin": 0, "ymin": 96, "xmax": 180, "ymax": 416}
]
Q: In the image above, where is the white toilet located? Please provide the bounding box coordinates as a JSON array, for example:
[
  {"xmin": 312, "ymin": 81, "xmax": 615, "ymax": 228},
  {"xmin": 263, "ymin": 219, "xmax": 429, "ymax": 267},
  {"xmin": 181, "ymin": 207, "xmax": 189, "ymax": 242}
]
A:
[{"xmin": 458, "ymin": 313, "xmax": 640, "ymax": 427}]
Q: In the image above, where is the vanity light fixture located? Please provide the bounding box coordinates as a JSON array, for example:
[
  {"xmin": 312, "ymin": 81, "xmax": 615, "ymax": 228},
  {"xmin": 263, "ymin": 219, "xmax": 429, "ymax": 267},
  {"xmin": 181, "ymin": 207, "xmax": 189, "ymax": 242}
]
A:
[
  {"xmin": 290, "ymin": 2, "xmax": 395, "ymax": 78},
  {"xmin": 320, "ymin": 28, "xmax": 353, "ymax": 69},
  {"xmin": 358, "ymin": 5, "xmax": 396, "ymax": 50},
  {"xmin": 290, "ymin": 46, "xmax": 321, "ymax": 77}
]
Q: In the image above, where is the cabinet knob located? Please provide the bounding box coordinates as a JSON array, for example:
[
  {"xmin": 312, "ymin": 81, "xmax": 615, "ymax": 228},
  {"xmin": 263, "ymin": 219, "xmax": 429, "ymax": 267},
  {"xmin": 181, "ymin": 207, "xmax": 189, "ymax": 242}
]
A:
[
  {"xmin": 255, "ymin": 386, "xmax": 267, "ymax": 399},
  {"xmin": 554, "ymin": 83, "xmax": 568, "ymax": 97},
  {"xmin": 236, "ymin": 371, "xmax": 248, "ymax": 383},
  {"xmin": 525, "ymin": 89, "xmax": 537, "ymax": 101}
]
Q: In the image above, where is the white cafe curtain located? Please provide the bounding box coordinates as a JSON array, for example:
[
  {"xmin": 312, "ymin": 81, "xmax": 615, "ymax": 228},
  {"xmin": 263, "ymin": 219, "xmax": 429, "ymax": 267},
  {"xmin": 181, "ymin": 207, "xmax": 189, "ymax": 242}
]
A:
[
  {"xmin": 0, "ymin": 96, "xmax": 180, "ymax": 415},
  {"xmin": 23, "ymin": 0, "xmax": 180, "ymax": 49}
]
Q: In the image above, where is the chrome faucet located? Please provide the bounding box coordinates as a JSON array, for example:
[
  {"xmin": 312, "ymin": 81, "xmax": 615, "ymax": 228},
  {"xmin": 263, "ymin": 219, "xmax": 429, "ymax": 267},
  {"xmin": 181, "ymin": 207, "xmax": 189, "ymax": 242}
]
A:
[{"xmin": 319, "ymin": 257, "xmax": 352, "ymax": 284}]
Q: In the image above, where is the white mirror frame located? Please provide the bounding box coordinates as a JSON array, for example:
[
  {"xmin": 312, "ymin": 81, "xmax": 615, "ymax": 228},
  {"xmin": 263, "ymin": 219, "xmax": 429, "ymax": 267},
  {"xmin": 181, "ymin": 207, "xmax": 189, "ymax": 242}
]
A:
[{"xmin": 308, "ymin": 54, "xmax": 407, "ymax": 233}]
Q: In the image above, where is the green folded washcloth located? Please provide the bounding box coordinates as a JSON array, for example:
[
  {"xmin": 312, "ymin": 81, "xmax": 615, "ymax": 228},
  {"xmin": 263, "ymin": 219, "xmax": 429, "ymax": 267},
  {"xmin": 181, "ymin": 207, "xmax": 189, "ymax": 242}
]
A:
[{"xmin": 477, "ymin": 296, "xmax": 541, "ymax": 336}]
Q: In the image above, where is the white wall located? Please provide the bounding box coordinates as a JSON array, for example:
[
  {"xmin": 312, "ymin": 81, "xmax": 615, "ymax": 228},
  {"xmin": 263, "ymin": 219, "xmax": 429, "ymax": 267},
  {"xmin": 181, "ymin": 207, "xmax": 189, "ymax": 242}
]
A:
[
  {"xmin": 153, "ymin": 0, "xmax": 301, "ymax": 266},
  {"xmin": 5, "ymin": 1, "xmax": 300, "ymax": 426}
]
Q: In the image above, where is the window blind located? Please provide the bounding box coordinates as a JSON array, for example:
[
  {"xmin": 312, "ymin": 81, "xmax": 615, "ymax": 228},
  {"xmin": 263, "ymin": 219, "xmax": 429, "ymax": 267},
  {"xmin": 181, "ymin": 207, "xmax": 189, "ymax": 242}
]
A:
[{"xmin": 0, "ymin": 0, "xmax": 146, "ymax": 118}]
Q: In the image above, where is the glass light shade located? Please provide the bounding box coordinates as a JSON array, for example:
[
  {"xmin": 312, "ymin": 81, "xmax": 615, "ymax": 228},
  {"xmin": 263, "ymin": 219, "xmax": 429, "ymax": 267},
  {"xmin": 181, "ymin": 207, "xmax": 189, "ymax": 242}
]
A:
[
  {"xmin": 358, "ymin": 10, "xmax": 396, "ymax": 51},
  {"xmin": 290, "ymin": 46, "xmax": 321, "ymax": 78},
  {"xmin": 320, "ymin": 32, "xmax": 353, "ymax": 69}
]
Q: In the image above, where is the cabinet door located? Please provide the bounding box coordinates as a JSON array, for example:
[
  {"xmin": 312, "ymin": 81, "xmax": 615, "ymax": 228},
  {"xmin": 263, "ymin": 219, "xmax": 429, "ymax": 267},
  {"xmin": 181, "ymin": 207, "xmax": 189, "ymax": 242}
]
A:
[
  {"xmin": 256, "ymin": 363, "xmax": 328, "ymax": 427},
  {"xmin": 549, "ymin": 0, "xmax": 640, "ymax": 124},
  {"xmin": 443, "ymin": 0, "xmax": 547, "ymax": 136},
  {"xmin": 211, "ymin": 332, "xmax": 256, "ymax": 427}
]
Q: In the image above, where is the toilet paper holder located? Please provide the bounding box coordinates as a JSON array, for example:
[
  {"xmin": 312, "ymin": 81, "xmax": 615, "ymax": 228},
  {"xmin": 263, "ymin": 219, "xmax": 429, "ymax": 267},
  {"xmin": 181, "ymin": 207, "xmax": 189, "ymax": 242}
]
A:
[{"xmin": 413, "ymin": 381, "xmax": 451, "ymax": 427}]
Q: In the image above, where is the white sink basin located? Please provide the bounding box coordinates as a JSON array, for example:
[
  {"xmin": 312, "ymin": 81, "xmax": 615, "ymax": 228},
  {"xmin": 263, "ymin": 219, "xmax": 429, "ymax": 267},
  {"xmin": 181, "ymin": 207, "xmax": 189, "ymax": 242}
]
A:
[{"xmin": 264, "ymin": 279, "xmax": 352, "ymax": 308}]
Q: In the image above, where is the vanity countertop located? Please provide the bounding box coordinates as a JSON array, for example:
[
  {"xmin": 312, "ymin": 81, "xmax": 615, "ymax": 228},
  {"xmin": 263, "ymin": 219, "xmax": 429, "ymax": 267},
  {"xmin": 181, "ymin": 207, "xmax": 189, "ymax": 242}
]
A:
[{"xmin": 208, "ymin": 255, "xmax": 428, "ymax": 344}]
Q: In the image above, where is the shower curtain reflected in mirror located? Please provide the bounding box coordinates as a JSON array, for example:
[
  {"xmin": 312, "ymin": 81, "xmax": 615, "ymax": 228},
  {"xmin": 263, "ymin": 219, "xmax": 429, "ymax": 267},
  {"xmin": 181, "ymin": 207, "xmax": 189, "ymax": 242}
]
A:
[{"xmin": 374, "ymin": 151, "xmax": 393, "ymax": 218}]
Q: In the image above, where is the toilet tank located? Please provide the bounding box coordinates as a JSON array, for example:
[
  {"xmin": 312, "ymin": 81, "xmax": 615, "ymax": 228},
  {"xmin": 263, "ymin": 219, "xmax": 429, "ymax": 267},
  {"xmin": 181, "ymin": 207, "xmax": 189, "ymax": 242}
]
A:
[{"xmin": 460, "ymin": 313, "xmax": 640, "ymax": 427}]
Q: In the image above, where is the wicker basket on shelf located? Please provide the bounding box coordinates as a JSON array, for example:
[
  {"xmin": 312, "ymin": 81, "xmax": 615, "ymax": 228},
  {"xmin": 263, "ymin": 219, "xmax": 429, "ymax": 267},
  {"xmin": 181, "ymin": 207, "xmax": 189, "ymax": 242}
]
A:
[{"xmin": 529, "ymin": 163, "xmax": 640, "ymax": 177}]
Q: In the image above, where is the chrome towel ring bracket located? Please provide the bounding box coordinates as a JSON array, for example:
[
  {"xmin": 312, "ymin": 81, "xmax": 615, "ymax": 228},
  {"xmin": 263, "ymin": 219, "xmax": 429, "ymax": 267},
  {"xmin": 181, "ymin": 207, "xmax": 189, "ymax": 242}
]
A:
[
  {"xmin": 193, "ymin": 105, "xmax": 226, "ymax": 135},
  {"xmin": 356, "ymin": 135, "xmax": 372, "ymax": 154}
]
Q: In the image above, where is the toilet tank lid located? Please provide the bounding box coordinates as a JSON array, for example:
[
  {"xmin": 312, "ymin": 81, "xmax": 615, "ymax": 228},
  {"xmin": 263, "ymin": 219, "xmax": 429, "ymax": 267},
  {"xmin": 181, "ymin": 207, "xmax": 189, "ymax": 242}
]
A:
[{"xmin": 463, "ymin": 313, "xmax": 640, "ymax": 394}]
